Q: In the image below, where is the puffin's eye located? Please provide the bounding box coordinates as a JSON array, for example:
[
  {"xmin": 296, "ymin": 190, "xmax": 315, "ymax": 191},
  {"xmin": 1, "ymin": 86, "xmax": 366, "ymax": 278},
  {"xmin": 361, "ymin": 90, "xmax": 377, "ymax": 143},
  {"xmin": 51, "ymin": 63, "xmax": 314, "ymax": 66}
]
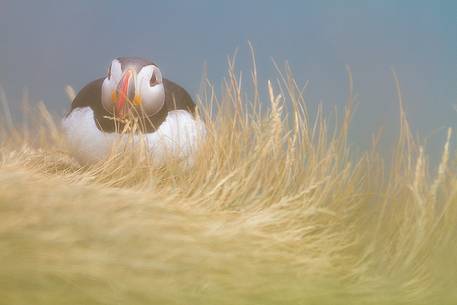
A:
[{"xmin": 149, "ymin": 72, "xmax": 158, "ymax": 87}]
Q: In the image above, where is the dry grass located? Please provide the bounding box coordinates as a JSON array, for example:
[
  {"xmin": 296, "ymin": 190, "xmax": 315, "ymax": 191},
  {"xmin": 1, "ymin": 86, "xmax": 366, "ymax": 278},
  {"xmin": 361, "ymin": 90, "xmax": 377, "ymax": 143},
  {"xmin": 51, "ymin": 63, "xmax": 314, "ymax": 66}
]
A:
[{"xmin": 0, "ymin": 56, "xmax": 456, "ymax": 305}]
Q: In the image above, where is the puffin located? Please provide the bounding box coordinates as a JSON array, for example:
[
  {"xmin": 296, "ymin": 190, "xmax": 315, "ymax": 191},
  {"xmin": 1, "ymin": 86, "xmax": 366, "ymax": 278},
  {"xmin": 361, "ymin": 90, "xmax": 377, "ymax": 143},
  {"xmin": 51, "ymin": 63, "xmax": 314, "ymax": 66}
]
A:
[{"xmin": 62, "ymin": 57, "xmax": 206, "ymax": 165}]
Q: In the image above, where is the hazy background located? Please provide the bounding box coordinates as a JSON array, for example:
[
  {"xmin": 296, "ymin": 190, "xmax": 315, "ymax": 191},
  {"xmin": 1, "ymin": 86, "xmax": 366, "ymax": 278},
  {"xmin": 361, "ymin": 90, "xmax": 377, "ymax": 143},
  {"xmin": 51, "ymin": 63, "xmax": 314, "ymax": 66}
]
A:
[{"xmin": 1, "ymin": 0, "xmax": 456, "ymax": 153}]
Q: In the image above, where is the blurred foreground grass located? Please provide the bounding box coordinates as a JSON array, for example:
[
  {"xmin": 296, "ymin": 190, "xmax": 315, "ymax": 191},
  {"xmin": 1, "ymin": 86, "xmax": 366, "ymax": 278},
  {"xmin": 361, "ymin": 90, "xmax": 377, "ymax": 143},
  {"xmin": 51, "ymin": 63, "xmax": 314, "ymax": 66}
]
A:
[{"xmin": 0, "ymin": 57, "xmax": 456, "ymax": 305}]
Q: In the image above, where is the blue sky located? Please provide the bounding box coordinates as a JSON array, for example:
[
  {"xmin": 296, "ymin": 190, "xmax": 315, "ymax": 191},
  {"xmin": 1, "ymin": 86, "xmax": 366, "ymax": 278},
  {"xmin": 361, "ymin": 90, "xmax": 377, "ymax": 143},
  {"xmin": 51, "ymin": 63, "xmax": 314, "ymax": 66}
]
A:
[{"xmin": 1, "ymin": 1, "xmax": 456, "ymax": 151}]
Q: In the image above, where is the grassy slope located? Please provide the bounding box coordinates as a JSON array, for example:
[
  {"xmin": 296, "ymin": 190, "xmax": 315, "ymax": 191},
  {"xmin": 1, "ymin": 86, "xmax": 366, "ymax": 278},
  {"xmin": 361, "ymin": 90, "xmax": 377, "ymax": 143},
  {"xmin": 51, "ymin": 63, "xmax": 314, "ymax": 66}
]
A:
[{"xmin": 0, "ymin": 62, "xmax": 456, "ymax": 304}]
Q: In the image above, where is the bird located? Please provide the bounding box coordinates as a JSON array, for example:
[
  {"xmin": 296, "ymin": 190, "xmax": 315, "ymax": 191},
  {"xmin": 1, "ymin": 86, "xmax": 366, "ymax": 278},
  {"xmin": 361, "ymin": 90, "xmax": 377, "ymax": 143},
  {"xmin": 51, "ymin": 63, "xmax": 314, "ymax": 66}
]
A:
[{"xmin": 62, "ymin": 57, "xmax": 206, "ymax": 165}]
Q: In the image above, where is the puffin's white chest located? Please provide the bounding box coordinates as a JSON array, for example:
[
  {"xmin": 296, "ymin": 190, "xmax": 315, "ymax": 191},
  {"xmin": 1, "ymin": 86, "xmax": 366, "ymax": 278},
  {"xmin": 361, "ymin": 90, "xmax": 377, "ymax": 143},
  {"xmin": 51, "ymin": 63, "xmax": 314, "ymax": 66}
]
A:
[{"xmin": 61, "ymin": 107, "xmax": 206, "ymax": 165}]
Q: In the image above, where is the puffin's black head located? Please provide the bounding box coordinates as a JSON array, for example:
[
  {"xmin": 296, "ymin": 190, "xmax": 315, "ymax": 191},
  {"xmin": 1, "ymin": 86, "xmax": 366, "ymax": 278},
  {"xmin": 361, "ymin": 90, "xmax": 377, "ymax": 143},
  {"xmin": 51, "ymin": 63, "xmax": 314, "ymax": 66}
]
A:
[{"xmin": 101, "ymin": 57, "xmax": 165, "ymax": 119}]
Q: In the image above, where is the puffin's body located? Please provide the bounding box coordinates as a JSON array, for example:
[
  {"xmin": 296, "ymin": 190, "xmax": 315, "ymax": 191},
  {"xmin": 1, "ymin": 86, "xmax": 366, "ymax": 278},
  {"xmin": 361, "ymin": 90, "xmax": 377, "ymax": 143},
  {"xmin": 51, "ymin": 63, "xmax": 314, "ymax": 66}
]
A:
[{"xmin": 62, "ymin": 57, "xmax": 206, "ymax": 165}]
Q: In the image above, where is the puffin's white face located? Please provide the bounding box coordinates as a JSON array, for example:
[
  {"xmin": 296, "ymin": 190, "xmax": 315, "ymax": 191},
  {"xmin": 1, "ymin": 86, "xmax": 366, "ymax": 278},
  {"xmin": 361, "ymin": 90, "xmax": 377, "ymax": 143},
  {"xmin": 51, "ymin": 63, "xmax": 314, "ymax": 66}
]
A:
[{"xmin": 101, "ymin": 59, "xmax": 165, "ymax": 118}]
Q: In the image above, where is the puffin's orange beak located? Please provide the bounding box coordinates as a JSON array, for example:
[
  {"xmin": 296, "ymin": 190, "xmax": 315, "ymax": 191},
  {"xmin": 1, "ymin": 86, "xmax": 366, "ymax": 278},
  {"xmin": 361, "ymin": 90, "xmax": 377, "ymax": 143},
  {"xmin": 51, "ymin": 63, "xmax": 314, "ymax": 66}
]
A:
[{"xmin": 116, "ymin": 70, "xmax": 133, "ymax": 118}]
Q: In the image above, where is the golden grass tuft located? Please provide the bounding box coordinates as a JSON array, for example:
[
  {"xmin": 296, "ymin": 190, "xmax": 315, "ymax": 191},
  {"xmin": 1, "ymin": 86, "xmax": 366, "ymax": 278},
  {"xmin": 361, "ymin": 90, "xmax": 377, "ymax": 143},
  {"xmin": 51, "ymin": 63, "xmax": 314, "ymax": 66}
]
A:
[{"xmin": 0, "ymin": 57, "xmax": 456, "ymax": 305}]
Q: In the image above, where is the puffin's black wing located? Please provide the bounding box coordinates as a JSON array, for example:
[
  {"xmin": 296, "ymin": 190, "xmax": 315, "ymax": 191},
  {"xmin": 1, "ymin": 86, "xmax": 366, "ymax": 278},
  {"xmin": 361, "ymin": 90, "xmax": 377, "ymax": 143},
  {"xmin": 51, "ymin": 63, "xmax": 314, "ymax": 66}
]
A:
[
  {"xmin": 66, "ymin": 77, "xmax": 121, "ymax": 132},
  {"xmin": 67, "ymin": 78, "xmax": 105, "ymax": 116},
  {"xmin": 163, "ymin": 78, "xmax": 196, "ymax": 114}
]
